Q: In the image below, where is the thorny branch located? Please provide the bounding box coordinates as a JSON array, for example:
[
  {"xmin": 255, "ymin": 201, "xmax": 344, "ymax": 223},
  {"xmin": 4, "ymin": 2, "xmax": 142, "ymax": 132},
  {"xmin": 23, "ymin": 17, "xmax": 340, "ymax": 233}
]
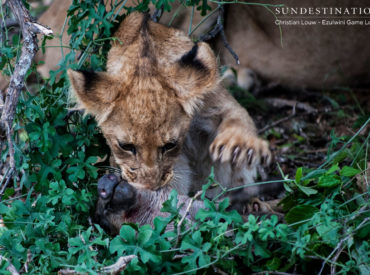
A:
[
  {"xmin": 199, "ymin": 4, "xmax": 240, "ymax": 64},
  {"xmin": 0, "ymin": 0, "xmax": 52, "ymax": 198}
]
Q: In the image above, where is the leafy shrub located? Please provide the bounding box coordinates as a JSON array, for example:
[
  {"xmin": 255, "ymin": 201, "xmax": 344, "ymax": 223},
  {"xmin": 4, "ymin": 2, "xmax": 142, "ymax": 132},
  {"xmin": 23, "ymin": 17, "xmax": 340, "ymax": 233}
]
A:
[{"xmin": 0, "ymin": 0, "xmax": 368, "ymax": 274}]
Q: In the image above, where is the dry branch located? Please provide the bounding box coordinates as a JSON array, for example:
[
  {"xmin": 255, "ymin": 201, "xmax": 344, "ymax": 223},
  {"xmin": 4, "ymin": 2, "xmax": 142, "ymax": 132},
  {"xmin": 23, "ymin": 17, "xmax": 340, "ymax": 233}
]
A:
[
  {"xmin": 178, "ymin": 190, "xmax": 202, "ymax": 229},
  {"xmin": 258, "ymin": 105, "xmax": 297, "ymax": 134},
  {"xmin": 58, "ymin": 269, "xmax": 78, "ymax": 275},
  {"xmin": 0, "ymin": 0, "xmax": 52, "ymax": 197},
  {"xmin": 100, "ymin": 255, "xmax": 137, "ymax": 274},
  {"xmin": 0, "ymin": 255, "xmax": 19, "ymax": 275},
  {"xmin": 151, "ymin": 6, "xmax": 163, "ymax": 23},
  {"xmin": 58, "ymin": 255, "xmax": 137, "ymax": 275},
  {"xmin": 265, "ymin": 98, "xmax": 317, "ymax": 113},
  {"xmin": 199, "ymin": 4, "xmax": 240, "ymax": 64}
]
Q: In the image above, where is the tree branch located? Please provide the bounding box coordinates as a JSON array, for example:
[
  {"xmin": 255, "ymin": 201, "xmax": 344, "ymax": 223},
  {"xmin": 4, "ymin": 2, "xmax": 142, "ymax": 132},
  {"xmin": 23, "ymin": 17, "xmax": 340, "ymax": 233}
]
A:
[
  {"xmin": 151, "ymin": 6, "xmax": 164, "ymax": 23},
  {"xmin": 199, "ymin": 5, "xmax": 240, "ymax": 64},
  {"xmin": 0, "ymin": 0, "xmax": 52, "ymax": 197}
]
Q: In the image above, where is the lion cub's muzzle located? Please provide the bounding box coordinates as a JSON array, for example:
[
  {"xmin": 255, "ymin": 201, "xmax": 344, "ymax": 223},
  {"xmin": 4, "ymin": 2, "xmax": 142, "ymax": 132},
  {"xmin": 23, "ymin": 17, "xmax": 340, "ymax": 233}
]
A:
[{"xmin": 121, "ymin": 167, "xmax": 174, "ymax": 191}]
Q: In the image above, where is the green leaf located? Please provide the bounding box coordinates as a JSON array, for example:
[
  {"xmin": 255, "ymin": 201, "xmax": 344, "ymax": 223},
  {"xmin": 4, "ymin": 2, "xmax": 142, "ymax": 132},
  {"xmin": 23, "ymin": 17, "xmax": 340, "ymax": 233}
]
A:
[
  {"xmin": 139, "ymin": 248, "xmax": 161, "ymax": 264},
  {"xmin": 285, "ymin": 205, "xmax": 318, "ymax": 226},
  {"xmin": 340, "ymin": 166, "xmax": 361, "ymax": 177},
  {"xmin": 153, "ymin": 216, "xmax": 171, "ymax": 234},
  {"xmin": 318, "ymin": 174, "xmax": 341, "ymax": 188},
  {"xmin": 218, "ymin": 197, "xmax": 229, "ymax": 211},
  {"xmin": 29, "ymin": 131, "xmax": 41, "ymax": 141},
  {"xmin": 254, "ymin": 242, "xmax": 271, "ymax": 258},
  {"xmin": 302, "ymin": 169, "xmax": 326, "ymax": 180},
  {"xmin": 266, "ymin": 257, "xmax": 281, "ymax": 270},
  {"xmin": 180, "ymin": 231, "xmax": 211, "ymax": 270},
  {"xmin": 295, "ymin": 167, "xmax": 303, "ymax": 183},
  {"xmin": 296, "ymin": 184, "xmax": 318, "ymax": 196},
  {"xmin": 138, "ymin": 227, "xmax": 153, "ymax": 246},
  {"xmin": 161, "ymin": 189, "xmax": 179, "ymax": 215},
  {"xmin": 327, "ymin": 163, "xmax": 339, "ymax": 174}
]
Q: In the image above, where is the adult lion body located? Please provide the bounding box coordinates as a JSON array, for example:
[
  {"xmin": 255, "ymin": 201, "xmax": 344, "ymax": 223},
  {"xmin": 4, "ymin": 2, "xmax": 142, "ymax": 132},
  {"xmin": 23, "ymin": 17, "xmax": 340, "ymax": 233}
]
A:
[
  {"xmin": 26, "ymin": 0, "xmax": 370, "ymax": 90},
  {"xmin": 68, "ymin": 13, "xmax": 271, "ymax": 197}
]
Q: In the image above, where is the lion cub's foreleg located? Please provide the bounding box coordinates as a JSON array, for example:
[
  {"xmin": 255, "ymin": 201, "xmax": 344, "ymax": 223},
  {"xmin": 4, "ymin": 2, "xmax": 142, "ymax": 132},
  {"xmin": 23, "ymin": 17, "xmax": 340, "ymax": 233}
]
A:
[
  {"xmin": 208, "ymin": 89, "xmax": 271, "ymax": 169},
  {"xmin": 189, "ymin": 87, "xmax": 271, "ymax": 198}
]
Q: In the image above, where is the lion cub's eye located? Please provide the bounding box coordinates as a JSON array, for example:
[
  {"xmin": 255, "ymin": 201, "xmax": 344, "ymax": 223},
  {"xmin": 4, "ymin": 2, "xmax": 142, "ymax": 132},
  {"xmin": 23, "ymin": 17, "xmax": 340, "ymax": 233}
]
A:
[
  {"xmin": 118, "ymin": 142, "xmax": 136, "ymax": 155},
  {"xmin": 161, "ymin": 142, "xmax": 177, "ymax": 154}
]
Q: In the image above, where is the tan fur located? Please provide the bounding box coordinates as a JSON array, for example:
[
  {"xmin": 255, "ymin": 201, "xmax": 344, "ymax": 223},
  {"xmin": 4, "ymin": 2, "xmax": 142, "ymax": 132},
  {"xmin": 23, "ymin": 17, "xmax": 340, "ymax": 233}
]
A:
[
  {"xmin": 68, "ymin": 13, "xmax": 270, "ymax": 195},
  {"xmin": 5, "ymin": 0, "xmax": 368, "ymax": 90},
  {"xmin": 220, "ymin": 0, "xmax": 370, "ymax": 88}
]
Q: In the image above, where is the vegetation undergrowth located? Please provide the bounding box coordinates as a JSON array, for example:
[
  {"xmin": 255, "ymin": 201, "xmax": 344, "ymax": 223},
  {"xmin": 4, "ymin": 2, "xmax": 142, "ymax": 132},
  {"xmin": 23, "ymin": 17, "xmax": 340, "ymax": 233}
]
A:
[{"xmin": 0, "ymin": 0, "xmax": 368, "ymax": 274}]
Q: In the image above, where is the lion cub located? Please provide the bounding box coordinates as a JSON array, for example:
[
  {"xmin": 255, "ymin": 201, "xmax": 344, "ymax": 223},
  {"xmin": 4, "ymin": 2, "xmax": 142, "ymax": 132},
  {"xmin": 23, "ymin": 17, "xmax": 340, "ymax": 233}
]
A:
[{"xmin": 68, "ymin": 12, "xmax": 271, "ymax": 199}]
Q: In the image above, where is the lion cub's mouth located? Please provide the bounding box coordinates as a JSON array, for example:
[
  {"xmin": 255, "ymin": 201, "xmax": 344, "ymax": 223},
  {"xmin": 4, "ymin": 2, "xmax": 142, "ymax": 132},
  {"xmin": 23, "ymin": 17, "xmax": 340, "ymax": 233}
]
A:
[
  {"xmin": 161, "ymin": 171, "xmax": 174, "ymax": 187},
  {"xmin": 129, "ymin": 182, "xmax": 154, "ymax": 190},
  {"xmin": 123, "ymin": 171, "xmax": 174, "ymax": 191}
]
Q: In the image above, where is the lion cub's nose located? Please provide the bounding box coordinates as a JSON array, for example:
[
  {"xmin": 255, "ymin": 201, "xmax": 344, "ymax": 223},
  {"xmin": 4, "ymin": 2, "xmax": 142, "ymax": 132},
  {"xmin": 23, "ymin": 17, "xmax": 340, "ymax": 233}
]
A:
[{"xmin": 97, "ymin": 174, "xmax": 118, "ymax": 199}]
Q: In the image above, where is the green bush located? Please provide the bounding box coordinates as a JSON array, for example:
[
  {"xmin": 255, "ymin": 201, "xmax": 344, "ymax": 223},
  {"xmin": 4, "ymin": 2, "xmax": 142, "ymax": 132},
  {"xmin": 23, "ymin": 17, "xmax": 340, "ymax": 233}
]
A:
[{"xmin": 0, "ymin": 0, "xmax": 368, "ymax": 274}]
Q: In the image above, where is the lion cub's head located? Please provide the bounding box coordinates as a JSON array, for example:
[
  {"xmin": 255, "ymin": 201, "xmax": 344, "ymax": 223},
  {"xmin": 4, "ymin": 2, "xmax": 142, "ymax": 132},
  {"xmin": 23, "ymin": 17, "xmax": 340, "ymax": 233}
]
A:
[{"xmin": 68, "ymin": 13, "xmax": 218, "ymax": 190}]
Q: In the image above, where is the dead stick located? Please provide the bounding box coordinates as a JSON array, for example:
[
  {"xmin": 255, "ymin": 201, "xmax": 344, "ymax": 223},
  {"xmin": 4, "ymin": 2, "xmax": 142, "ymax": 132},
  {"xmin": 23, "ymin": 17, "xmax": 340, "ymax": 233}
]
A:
[
  {"xmin": 199, "ymin": 4, "xmax": 240, "ymax": 64},
  {"xmin": 100, "ymin": 255, "xmax": 137, "ymax": 274},
  {"xmin": 258, "ymin": 104, "xmax": 297, "ymax": 134},
  {"xmin": 0, "ymin": 255, "xmax": 19, "ymax": 275},
  {"xmin": 178, "ymin": 190, "xmax": 202, "ymax": 229},
  {"xmin": 151, "ymin": 6, "xmax": 163, "ymax": 23},
  {"xmin": 0, "ymin": 0, "xmax": 52, "ymax": 196},
  {"xmin": 217, "ymin": 5, "xmax": 239, "ymax": 65},
  {"xmin": 58, "ymin": 269, "xmax": 77, "ymax": 275}
]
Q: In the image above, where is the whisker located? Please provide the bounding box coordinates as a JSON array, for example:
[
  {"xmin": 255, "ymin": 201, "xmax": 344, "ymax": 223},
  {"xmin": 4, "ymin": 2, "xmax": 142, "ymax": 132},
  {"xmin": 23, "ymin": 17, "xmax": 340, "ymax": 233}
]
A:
[{"xmin": 98, "ymin": 166, "xmax": 121, "ymax": 173}]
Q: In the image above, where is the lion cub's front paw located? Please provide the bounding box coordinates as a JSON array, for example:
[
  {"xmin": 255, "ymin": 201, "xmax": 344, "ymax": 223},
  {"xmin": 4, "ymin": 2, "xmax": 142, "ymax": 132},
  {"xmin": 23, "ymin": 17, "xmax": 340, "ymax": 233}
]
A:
[{"xmin": 209, "ymin": 127, "xmax": 271, "ymax": 168}]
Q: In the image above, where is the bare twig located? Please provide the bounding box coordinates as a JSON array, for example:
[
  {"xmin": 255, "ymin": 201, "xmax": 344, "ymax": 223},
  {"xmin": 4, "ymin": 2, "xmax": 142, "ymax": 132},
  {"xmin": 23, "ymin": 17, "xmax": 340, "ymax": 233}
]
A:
[
  {"xmin": 198, "ymin": 7, "xmax": 222, "ymax": 42},
  {"xmin": 100, "ymin": 255, "xmax": 137, "ymax": 274},
  {"xmin": 151, "ymin": 6, "xmax": 164, "ymax": 23},
  {"xmin": 318, "ymin": 233, "xmax": 352, "ymax": 275},
  {"xmin": 213, "ymin": 266, "xmax": 229, "ymax": 275},
  {"xmin": 58, "ymin": 255, "xmax": 137, "ymax": 275},
  {"xmin": 319, "ymin": 217, "xmax": 370, "ymax": 275},
  {"xmin": 0, "ymin": 0, "xmax": 52, "ymax": 196},
  {"xmin": 19, "ymin": 249, "xmax": 32, "ymax": 273},
  {"xmin": 258, "ymin": 105, "xmax": 296, "ymax": 134},
  {"xmin": 218, "ymin": 6, "xmax": 239, "ymax": 64},
  {"xmin": 178, "ymin": 190, "xmax": 202, "ymax": 229},
  {"xmin": 0, "ymin": 255, "xmax": 19, "ymax": 275},
  {"xmin": 58, "ymin": 269, "xmax": 77, "ymax": 275},
  {"xmin": 251, "ymin": 272, "xmax": 301, "ymax": 275},
  {"xmin": 330, "ymin": 244, "xmax": 345, "ymax": 275},
  {"xmin": 79, "ymin": 233, "xmax": 98, "ymax": 263},
  {"xmin": 265, "ymin": 98, "xmax": 318, "ymax": 113},
  {"xmin": 174, "ymin": 190, "xmax": 203, "ymax": 251},
  {"xmin": 199, "ymin": 5, "xmax": 239, "ymax": 64}
]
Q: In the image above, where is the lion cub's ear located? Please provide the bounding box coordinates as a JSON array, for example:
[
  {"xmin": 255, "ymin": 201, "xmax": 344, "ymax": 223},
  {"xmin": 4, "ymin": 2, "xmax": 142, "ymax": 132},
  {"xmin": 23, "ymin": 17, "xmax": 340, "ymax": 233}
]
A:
[
  {"xmin": 68, "ymin": 69, "xmax": 119, "ymax": 120},
  {"xmin": 171, "ymin": 42, "xmax": 219, "ymax": 116}
]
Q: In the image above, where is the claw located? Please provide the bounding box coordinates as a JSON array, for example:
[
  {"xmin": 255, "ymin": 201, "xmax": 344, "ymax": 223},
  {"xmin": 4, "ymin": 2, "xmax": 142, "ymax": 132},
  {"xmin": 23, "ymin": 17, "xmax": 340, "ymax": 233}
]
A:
[
  {"xmin": 232, "ymin": 146, "xmax": 240, "ymax": 164},
  {"xmin": 247, "ymin": 149, "xmax": 254, "ymax": 166},
  {"xmin": 217, "ymin": 145, "xmax": 224, "ymax": 161}
]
